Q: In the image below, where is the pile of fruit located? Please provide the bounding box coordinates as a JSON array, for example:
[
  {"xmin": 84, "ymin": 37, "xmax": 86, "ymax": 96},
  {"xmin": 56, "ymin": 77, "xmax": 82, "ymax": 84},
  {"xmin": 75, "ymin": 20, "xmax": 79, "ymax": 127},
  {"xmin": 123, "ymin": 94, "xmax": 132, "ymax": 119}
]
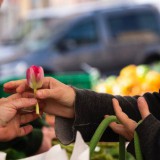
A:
[{"xmin": 95, "ymin": 63, "xmax": 160, "ymax": 96}]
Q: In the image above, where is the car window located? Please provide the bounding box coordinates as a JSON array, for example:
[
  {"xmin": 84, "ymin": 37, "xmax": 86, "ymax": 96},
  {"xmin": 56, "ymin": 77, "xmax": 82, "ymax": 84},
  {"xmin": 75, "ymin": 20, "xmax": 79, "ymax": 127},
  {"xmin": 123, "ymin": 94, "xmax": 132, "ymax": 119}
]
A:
[
  {"xmin": 106, "ymin": 11, "xmax": 160, "ymax": 37},
  {"xmin": 58, "ymin": 17, "xmax": 98, "ymax": 51}
]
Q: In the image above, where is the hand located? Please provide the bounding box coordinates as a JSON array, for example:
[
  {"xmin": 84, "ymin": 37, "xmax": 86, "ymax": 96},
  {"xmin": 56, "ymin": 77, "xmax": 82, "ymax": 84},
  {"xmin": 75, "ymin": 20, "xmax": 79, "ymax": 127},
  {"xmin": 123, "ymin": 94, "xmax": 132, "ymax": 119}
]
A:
[
  {"xmin": 4, "ymin": 77, "xmax": 76, "ymax": 118},
  {"xmin": 0, "ymin": 94, "xmax": 39, "ymax": 141},
  {"xmin": 36, "ymin": 126, "xmax": 56, "ymax": 154},
  {"xmin": 106, "ymin": 97, "xmax": 150, "ymax": 141},
  {"xmin": 0, "ymin": 0, "xmax": 3, "ymax": 6}
]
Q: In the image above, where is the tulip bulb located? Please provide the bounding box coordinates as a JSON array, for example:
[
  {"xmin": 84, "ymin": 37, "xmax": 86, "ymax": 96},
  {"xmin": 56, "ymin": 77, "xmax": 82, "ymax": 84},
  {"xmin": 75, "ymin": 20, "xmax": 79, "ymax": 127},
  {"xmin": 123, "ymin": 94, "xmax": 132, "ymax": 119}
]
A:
[{"xmin": 26, "ymin": 65, "xmax": 44, "ymax": 114}]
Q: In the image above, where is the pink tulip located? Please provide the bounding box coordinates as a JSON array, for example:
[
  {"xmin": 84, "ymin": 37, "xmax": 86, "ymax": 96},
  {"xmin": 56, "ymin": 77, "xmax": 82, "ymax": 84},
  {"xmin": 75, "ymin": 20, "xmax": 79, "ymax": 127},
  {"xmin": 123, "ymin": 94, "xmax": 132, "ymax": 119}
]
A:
[
  {"xmin": 26, "ymin": 65, "xmax": 44, "ymax": 90},
  {"xmin": 26, "ymin": 65, "xmax": 44, "ymax": 114}
]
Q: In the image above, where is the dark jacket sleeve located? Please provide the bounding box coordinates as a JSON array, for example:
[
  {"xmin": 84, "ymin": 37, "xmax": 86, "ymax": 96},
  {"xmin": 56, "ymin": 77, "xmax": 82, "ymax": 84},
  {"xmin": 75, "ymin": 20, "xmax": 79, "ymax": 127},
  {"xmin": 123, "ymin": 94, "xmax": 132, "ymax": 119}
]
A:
[
  {"xmin": 0, "ymin": 128, "xmax": 43, "ymax": 156},
  {"xmin": 0, "ymin": 116, "xmax": 47, "ymax": 156},
  {"xmin": 127, "ymin": 114, "xmax": 160, "ymax": 160},
  {"xmin": 55, "ymin": 88, "xmax": 160, "ymax": 145}
]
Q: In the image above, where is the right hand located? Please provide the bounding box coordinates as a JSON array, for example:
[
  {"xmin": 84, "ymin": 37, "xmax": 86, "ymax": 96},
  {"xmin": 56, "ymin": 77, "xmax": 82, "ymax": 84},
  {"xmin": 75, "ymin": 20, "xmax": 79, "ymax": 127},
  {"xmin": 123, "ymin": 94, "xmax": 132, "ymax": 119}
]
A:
[
  {"xmin": 0, "ymin": 93, "xmax": 39, "ymax": 141},
  {"xmin": 4, "ymin": 77, "xmax": 76, "ymax": 118},
  {"xmin": 106, "ymin": 97, "xmax": 150, "ymax": 141}
]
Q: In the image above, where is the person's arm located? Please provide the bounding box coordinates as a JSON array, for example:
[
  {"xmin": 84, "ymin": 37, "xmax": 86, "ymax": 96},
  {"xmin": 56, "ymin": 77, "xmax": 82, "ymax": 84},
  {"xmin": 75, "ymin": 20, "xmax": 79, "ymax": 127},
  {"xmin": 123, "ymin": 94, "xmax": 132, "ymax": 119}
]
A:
[
  {"xmin": 0, "ymin": 129, "xmax": 43, "ymax": 156},
  {"xmin": 55, "ymin": 88, "xmax": 160, "ymax": 145},
  {"xmin": 4, "ymin": 78, "xmax": 160, "ymax": 145},
  {"xmin": 127, "ymin": 114, "xmax": 160, "ymax": 160}
]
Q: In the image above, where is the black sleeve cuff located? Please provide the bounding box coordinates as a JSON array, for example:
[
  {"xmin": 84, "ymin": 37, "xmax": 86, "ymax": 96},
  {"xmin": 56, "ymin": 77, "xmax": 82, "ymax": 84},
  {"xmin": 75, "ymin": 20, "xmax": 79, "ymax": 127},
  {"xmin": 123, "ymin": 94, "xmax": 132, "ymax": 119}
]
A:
[{"xmin": 55, "ymin": 117, "xmax": 75, "ymax": 145}]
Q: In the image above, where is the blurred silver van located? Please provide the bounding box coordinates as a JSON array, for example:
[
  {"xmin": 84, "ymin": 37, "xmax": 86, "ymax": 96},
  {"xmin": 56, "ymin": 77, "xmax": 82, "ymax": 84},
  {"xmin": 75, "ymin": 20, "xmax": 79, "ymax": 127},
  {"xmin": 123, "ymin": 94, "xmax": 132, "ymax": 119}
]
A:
[{"xmin": 1, "ymin": 4, "xmax": 160, "ymax": 79}]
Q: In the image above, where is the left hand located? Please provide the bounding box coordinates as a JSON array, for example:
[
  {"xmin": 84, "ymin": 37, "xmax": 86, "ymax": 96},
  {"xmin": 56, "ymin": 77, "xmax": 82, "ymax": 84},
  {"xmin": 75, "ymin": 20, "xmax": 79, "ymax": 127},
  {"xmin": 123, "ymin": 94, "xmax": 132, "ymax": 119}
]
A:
[
  {"xmin": 105, "ymin": 97, "xmax": 150, "ymax": 141},
  {"xmin": 0, "ymin": 93, "xmax": 39, "ymax": 141}
]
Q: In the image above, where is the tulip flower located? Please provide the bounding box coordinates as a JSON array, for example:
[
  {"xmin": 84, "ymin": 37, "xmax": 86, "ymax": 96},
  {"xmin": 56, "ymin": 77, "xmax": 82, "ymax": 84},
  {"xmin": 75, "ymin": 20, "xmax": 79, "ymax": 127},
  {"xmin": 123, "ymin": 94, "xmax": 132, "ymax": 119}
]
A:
[{"xmin": 26, "ymin": 65, "xmax": 44, "ymax": 114}]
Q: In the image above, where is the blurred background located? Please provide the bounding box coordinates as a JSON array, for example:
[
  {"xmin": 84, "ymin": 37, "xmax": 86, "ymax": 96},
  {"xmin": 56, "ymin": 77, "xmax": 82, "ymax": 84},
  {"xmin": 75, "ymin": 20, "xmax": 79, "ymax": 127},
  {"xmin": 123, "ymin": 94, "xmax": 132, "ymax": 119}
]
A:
[
  {"xmin": 0, "ymin": 0, "xmax": 160, "ymax": 81},
  {"xmin": 1, "ymin": 0, "xmax": 160, "ymax": 159}
]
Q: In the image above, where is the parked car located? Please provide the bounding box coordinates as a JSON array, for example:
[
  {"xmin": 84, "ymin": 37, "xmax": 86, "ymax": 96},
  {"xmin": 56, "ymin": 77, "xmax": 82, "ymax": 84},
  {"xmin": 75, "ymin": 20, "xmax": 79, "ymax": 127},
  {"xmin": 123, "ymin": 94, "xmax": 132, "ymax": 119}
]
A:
[{"xmin": 1, "ymin": 4, "xmax": 160, "ymax": 80}]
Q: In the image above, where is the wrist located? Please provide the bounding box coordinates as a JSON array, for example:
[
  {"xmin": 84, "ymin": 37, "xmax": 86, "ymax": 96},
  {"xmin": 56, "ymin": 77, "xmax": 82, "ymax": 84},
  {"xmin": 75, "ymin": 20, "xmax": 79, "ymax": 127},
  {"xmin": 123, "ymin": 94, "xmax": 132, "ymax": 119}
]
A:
[{"xmin": 66, "ymin": 85, "xmax": 76, "ymax": 118}]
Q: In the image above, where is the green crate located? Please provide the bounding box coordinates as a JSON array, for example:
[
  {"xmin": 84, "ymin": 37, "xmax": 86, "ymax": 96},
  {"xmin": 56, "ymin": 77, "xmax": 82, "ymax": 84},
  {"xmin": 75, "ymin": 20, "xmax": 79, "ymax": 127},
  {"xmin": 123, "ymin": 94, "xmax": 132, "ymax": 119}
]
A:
[
  {"xmin": 0, "ymin": 72, "xmax": 99, "ymax": 98},
  {"xmin": 49, "ymin": 72, "xmax": 98, "ymax": 89}
]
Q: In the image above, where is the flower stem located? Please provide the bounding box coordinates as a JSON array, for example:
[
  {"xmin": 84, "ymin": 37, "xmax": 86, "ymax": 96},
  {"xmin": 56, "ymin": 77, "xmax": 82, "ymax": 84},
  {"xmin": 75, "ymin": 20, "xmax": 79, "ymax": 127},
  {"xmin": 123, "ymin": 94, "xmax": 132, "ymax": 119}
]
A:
[{"xmin": 34, "ymin": 88, "xmax": 39, "ymax": 114}]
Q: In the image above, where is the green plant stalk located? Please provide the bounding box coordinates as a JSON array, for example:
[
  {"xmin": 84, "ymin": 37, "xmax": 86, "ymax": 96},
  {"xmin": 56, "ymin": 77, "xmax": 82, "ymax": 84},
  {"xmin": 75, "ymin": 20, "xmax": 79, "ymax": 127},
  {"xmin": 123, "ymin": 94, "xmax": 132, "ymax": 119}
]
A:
[
  {"xmin": 34, "ymin": 88, "xmax": 39, "ymax": 114},
  {"xmin": 134, "ymin": 120, "xmax": 143, "ymax": 160},
  {"xmin": 119, "ymin": 135, "xmax": 126, "ymax": 160},
  {"xmin": 89, "ymin": 116, "xmax": 126, "ymax": 160}
]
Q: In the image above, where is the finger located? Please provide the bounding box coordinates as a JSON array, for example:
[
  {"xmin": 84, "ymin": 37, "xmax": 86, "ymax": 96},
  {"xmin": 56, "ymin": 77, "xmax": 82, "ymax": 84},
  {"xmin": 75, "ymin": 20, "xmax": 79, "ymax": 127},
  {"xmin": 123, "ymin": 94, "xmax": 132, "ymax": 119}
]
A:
[
  {"xmin": 2, "ymin": 93, "xmax": 24, "ymax": 102},
  {"xmin": 36, "ymin": 89, "xmax": 57, "ymax": 99},
  {"xmin": 8, "ymin": 98, "xmax": 37, "ymax": 110},
  {"xmin": 41, "ymin": 77, "xmax": 60, "ymax": 88},
  {"xmin": 4, "ymin": 80, "xmax": 26, "ymax": 91},
  {"xmin": 3, "ymin": 88, "xmax": 16, "ymax": 93},
  {"xmin": 137, "ymin": 97, "xmax": 150, "ymax": 120},
  {"xmin": 21, "ymin": 92, "xmax": 35, "ymax": 98},
  {"xmin": 20, "ymin": 113, "xmax": 39, "ymax": 125},
  {"xmin": 18, "ymin": 125, "xmax": 33, "ymax": 137},
  {"xmin": 104, "ymin": 115, "xmax": 109, "ymax": 118},
  {"xmin": 1, "ymin": 93, "xmax": 31, "ymax": 101},
  {"xmin": 112, "ymin": 98, "xmax": 136, "ymax": 129},
  {"xmin": 4, "ymin": 80, "xmax": 32, "ymax": 93},
  {"xmin": 0, "ymin": 97, "xmax": 8, "ymax": 104},
  {"xmin": 16, "ymin": 77, "xmax": 55, "ymax": 93},
  {"xmin": 109, "ymin": 122, "xmax": 126, "ymax": 136},
  {"xmin": 6, "ymin": 94, "xmax": 21, "ymax": 100},
  {"xmin": 16, "ymin": 82, "xmax": 31, "ymax": 93}
]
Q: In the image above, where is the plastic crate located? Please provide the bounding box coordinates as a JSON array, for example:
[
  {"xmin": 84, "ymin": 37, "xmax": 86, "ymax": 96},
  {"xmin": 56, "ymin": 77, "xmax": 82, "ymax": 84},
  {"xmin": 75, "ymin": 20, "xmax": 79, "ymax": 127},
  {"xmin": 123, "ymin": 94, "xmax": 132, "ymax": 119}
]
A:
[
  {"xmin": 0, "ymin": 72, "xmax": 99, "ymax": 98},
  {"xmin": 50, "ymin": 72, "xmax": 98, "ymax": 89}
]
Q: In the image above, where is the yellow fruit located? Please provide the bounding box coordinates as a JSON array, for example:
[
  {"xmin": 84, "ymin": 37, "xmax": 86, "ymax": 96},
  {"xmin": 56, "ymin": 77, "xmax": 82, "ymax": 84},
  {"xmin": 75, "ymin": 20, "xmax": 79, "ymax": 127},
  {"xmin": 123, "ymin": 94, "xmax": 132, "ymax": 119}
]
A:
[
  {"xmin": 145, "ymin": 71, "xmax": 160, "ymax": 87},
  {"xmin": 136, "ymin": 65, "xmax": 150, "ymax": 80},
  {"xmin": 95, "ymin": 82, "xmax": 107, "ymax": 93},
  {"xmin": 120, "ymin": 65, "xmax": 137, "ymax": 77}
]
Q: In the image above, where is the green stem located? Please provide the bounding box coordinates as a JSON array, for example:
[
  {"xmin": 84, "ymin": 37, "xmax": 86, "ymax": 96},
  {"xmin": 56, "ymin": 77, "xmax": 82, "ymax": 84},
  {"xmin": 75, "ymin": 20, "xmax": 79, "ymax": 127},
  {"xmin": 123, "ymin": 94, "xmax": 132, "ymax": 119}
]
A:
[
  {"xmin": 34, "ymin": 88, "xmax": 39, "ymax": 114},
  {"xmin": 134, "ymin": 131, "xmax": 143, "ymax": 160},
  {"xmin": 89, "ymin": 116, "xmax": 118, "ymax": 157},
  {"xmin": 119, "ymin": 135, "xmax": 126, "ymax": 160},
  {"xmin": 89, "ymin": 116, "xmax": 142, "ymax": 160},
  {"xmin": 134, "ymin": 121, "xmax": 143, "ymax": 160}
]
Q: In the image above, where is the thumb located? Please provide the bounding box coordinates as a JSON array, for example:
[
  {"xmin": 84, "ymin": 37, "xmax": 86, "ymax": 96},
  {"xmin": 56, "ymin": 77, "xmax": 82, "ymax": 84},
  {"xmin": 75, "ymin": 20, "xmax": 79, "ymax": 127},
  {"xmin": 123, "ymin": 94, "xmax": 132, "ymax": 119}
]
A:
[
  {"xmin": 36, "ymin": 89, "xmax": 56, "ymax": 99},
  {"xmin": 137, "ymin": 97, "xmax": 150, "ymax": 120}
]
